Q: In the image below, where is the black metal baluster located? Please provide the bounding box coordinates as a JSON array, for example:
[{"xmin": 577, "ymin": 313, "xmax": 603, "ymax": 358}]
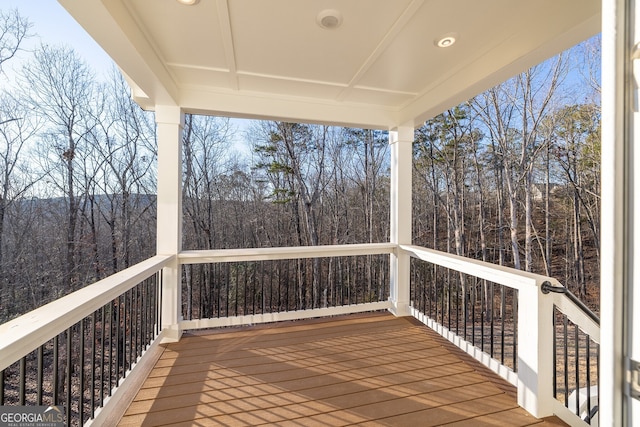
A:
[
  {"xmin": 91, "ymin": 311, "xmax": 96, "ymax": 418},
  {"xmin": 553, "ymin": 307, "xmax": 558, "ymax": 399},
  {"xmin": 456, "ymin": 271, "xmax": 460, "ymax": 334},
  {"xmin": 447, "ymin": 271, "xmax": 452, "ymax": 330},
  {"xmin": 135, "ymin": 286, "xmax": 140, "ymax": 359},
  {"xmin": 0, "ymin": 368, "xmax": 4, "ymax": 405},
  {"xmin": 214, "ymin": 264, "xmax": 220, "ymax": 318},
  {"xmin": 563, "ymin": 315, "xmax": 569, "ymax": 407},
  {"xmin": 428, "ymin": 264, "xmax": 433, "ymax": 318},
  {"xmin": 143, "ymin": 281, "xmax": 148, "ymax": 342},
  {"xmin": 154, "ymin": 275, "xmax": 159, "ymax": 336},
  {"xmin": 422, "ymin": 264, "xmax": 428, "ymax": 314},
  {"xmin": 19, "ymin": 357, "xmax": 26, "ymax": 405},
  {"xmin": 153, "ymin": 276, "xmax": 158, "ymax": 335},
  {"xmin": 140, "ymin": 283, "xmax": 145, "ymax": 352},
  {"xmin": 80, "ymin": 319, "xmax": 85, "ymax": 425},
  {"xmin": 586, "ymin": 338, "xmax": 592, "ymax": 423},
  {"xmin": 414, "ymin": 260, "xmax": 419, "ymax": 311},
  {"xmin": 293, "ymin": 259, "xmax": 297, "ymax": 309},
  {"xmin": 243, "ymin": 263, "xmax": 248, "ymax": 315},
  {"xmin": 285, "ymin": 260, "xmax": 290, "ymax": 311},
  {"xmin": 277, "ymin": 261, "xmax": 282, "ymax": 312},
  {"xmin": 66, "ymin": 327, "xmax": 72, "ymax": 427},
  {"xmin": 480, "ymin": 279, "xmax": 484, "ymax": 352},
  {"xmin": 512, "ymin": 289, "xmax": 517, "ymax": 371},
  {"xmin": 140, "ymin": 282, "xmax": 146, "ymax": 355},
  {"xmin": 149, "ymin": 278, "xmax": 153, "ymax": 340},
  {"xmin": 128, "ymin": 290, "xmax": 133, "ymax": 371},
  {"xmin": 109, "ymin": 301, "xmax": 114, "ymax": 396},
  {"xmin": 339, "ymin": 257, "xmax": 343, "ymax": 306},
  {"xmin": 462, "ymin": 276, "xmax": 467, "ymax": 339},
  {"xmin": 152, "ymin": 275, "xmax": 157, "ymax": 334},
  {"xmin": 100, "ymin": 306, "xmax": 111, "ymax": 402},
  {"xmin": 234, "ymin": 264, "xmax": 239, "ymax": 316},
  {"xmin": 142, "ymin": 280, "xmax": 149, "ymax": 352},
  {"xmin": 435, "ymin": 265, "xmax": 440, "ymax": 324},
  {"xmin": 297, "ymin": 257, "xmax": 302, "ymax": 309},
  {"xmin": 597, "ymin": 343, "xmax": 600, "ymax": 406},
  {"xmin": 53, "ymin": 335, "xmax": 59, "ymax": 405},
  {"xmin": 416, "ymin": 261, "xmax": 421, "ymax": 312},
  {"xmin": 470, "ymin": 278, "xmax": 475, "ymax": 344},
  {"xmin": 424, "ymin": 262, "xmax": 429, "ymax": 317},
  {"xmin": 310, "ymin": 258, "xmax": 315, "ymax": 308},
  {"xmin": 159, "ymin": 271, "xmax": 163, "ymax": 333},
  {"xmin": 500, "ymin": 286, "xmax": 506, "ymax": 365},
  {"xmin": 148, "ymin": 277, "xmax": 154, "ymax": 333},
  {"xmin": 253, "ymin": 262, "xmax": 257, "ymax": 315},
  {"xmin": 99, "ymin": 306, "xmax": 105, "ymax": 407},
  {"xmin": 122, "ymin": 292, "xmax": 128, "ymax": 378},
  {"xmin": 115, "ymin": 297, "xmax": 121, "ymax": 391},
  {"xmin": 128, "ymin": 289, "xmax": 133, "ymax": 372},
  {"xmin": 225, "ymin": 263, "xmax": 230, "ymax": 317},
  {"xmin": 37, "ymin": 345, "xmax": 44, "ymax": 405},
  {"xmin": 574, "ymin": 324, "xmax": 580, "ymax": 416},
  {"xmin": 209, "ymin": 265, "xmax": 215, "ymax": 319},
  {"xmin": 131, "ymin": 287, "xmax": 137, "ymax": 362},
  {"xmin": 490, "ymin": 282, "xmax": 495, "ymax": 358},
  {"xmin": 268, "ymin": 261, "xmax": 274, "ymax": 313},
  {"xmin": 260, "ymin": 261, "xmax": 265, "ymax": 314},
  {"xmin": 198, "ymin": 265, "xmax": 203, "ymax": 319}
]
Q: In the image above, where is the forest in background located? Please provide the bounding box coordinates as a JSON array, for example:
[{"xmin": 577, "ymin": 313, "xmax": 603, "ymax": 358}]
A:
[{"xmin": 0, "ymin": 9, "xmax": 601, "ymax": 323}]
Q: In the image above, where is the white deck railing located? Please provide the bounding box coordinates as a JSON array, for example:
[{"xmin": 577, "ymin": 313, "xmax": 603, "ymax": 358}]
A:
[
  {"xmin": 0, "ymin": 255, "xmax": 173, "ymax": 371},
  {"xmin": 0, "ymin": 255, "xmax": 173, "ymax": 426},
  {"xmin": 401, "ymin": 244, "xmax": 600, "ymax": 427},
  {"xmin": 0, "ymin": 244, "xmax": 599, "ymax": 427},
  {"xmin": 178, "ymin": 243, "xmax": 396, "ymax": 329}
]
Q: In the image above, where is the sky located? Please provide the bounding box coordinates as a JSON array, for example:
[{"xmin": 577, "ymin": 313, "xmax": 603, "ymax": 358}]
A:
[
  {"xmin": 2, "ymin": 0, "xmax": 114, "ymax": 79},
  {"xmin": 1, "ymin": 1, "xmax": 253, "ymax": 155}
]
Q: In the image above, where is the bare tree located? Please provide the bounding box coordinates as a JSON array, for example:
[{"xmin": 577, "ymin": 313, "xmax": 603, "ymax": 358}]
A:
[
  {"xmin": 471, "ymin": 57, "xmax": 564, "ymax": 271},
  {"xmin": 551, "ymin": 103, "xmax": 601, "ymax": 297},
  {"xmin": 91, "ymin": 71, "xmax": 156, "ymax": 273},
  {"xmin": 20, "ymin": 44, "xmax": 97, "ymax": 291},
  {"xmin": 0, "ymin": 9, "xmax": 30, "ymax": 75},
  {"xmin": 0, "ymin": 93, "xmax": 40, "ymax": 265}
]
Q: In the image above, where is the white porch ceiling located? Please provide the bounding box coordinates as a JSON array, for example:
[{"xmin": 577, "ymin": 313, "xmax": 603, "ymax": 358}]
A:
[{"xmin": 59, "ymin": 0, "xmax": 600, "ymax": 129}]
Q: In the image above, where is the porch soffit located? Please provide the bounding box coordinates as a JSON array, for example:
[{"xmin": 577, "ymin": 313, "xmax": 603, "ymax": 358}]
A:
[{"xmin": 59, "ymin": 0, "xmax": 601, "ymax": 130}]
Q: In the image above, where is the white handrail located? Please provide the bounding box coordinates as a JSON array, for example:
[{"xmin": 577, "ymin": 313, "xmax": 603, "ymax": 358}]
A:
[
  {"xmin": 400, "ymin": 244, "xmax": 557, "ymax": 290},
  {"xmin": 179, "ymin": 242, "xmax": 396, "ymax": 264},
  {"xmin": 0, "ymin": 255, "xmax": 174, "ymax": 371},
  {"xmin": 541, "ymin": 287, "xmax": 600, "ymax": 343}
]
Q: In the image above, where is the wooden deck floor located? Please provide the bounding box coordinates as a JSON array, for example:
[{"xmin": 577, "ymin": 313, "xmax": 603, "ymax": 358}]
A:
[{"xmin": 117, "ymin": 312, "xmax": 566, "ymax": 426}]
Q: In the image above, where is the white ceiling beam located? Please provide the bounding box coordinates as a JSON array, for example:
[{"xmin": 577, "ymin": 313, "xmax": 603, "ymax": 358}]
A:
[
  {"xmin": 179, "ymin": 87, "xmax": 396, "ymax": 129},
  {"xmin": 216, "ymin": 0, "xmax": 239, "ymax": 90},
  {"xmin": 337, "ymin": 0, "xmax": 424, "ymax": 102}
]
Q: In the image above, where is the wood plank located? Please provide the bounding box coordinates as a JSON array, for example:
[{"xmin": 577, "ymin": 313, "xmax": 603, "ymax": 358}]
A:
[{"xmin": 117, "ymin": 313, "xmax": 567, "ymax": 426}]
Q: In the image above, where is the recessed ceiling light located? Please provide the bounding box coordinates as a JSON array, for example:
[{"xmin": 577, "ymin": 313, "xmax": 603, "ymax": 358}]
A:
[
  {"xmin": 435, "ymin": 33, "xmax": 457, "ymax": 48},
  {"xmin": 317, "ymin": 9, "xmax": 343, "ymax": 29},
  {"xmin": 177, "ymin": 0, "xmax": 199, "ymax": 5}
]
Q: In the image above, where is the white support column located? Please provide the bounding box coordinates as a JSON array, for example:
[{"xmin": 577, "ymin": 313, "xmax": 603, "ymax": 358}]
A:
[
  {"xmin": 389, "ymin": 125, "xmax": 413, "ymax": 317},
  {"xmin": 516, "ymin": 284, "xmax": 554, "ymax": 418},
  {"xmin": 602, "ymin": 0, "xmax": 640, "ymax": 424},
  {"xmin": 156, "ymin": 105, "xmax": 184, "ymax": 343}
]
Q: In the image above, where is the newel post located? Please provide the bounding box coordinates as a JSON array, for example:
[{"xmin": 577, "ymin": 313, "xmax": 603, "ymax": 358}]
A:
[
  {"xmin": 156, "ymin": 105, "xmax": 184, "ymax": 343},
  {"xmin": 517, "ymin": 281, "xmax": 555, "ymax": 417},
  {"xmin": 389, "ymin": 125, "xmax": 413, "ymax": 317}
]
